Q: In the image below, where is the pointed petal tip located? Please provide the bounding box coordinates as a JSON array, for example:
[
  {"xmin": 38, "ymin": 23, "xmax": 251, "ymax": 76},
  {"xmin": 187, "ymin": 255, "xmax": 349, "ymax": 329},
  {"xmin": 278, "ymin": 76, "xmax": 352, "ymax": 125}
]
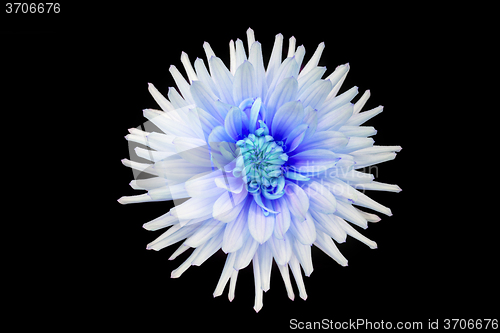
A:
[{"xmin": 253, "ymin": 304, "xmax": 263, "ymax": 313}]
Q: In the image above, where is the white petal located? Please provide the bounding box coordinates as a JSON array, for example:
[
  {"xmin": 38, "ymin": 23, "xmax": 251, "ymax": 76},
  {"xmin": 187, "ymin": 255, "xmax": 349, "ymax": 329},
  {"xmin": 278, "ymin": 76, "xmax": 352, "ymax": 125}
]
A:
[
  {"xmin": 337, "ymin": 137, "xmax": 375, "ymax": 154},
  {"xmin": 194, "ymin": 58, "xmax": 219, "ymax": 98},
  {"xmin": 121, "ymin": 158, "xmax": 157, "ymax": 176},
  {"xmin": 325, "ymin": 63, "xmax": 350, "ymax": 101},
  {"xmin": 277, "ymin": 264, "xmax": 295, "ymax": 300},
  {"xmin": 268, "ymin": 233, "xmax": 292, "ymax": 266},
  {"xmin": 213, "ymin": 190, "xmax": 248, "ymax": 223},
  {"xmin": 334, "ymin": 200, "xmax": 368, "ymax": 229},
  {"xmin": 180, "ymin": 51, "xmax": 198, "ymax": 83},
  {"xmin": 142, "ymin": 212, "xmax": 178, "ymax": 231},
  {"xmin": 228, "ymin": 269, "xmax": 238, "ymax": 302},
  {"xmin": 352, "ymin": 189, "xmax": 393, "ymax": 216},
  {"xmin": 353, "ymin": 181, "xmax": 402, "ymax": 193},
  {"xmin": 265, "ymin": 77, "xmax": 298, "ymax": 129},
  {"xmin": 153, "ymin": 157, "xmax": 213, "ymax": 182},
  {"xmin": 146, "ymin": 222, "xmax": 201, "ymax": 251},
  {"xmin": 335, "ymin": 169, "xmax": 374, "ymax": 184},
  {"xmin": 184, "ymin": 170, "xmax": 222, "ymax": 197},
  {"xmin": 265, "ymin": 33, "xmax": 283, "ymax": 87},
  {"xmin": 345, "ymin": 105, "xmax": 384, "ymax": 126},
  {"xmin": 248, "ymin": 200, "xmax": 275, "ymax": 244},
  {"xmin": 190, "ymin": 81, "xmax": 223, "ymax": 123},
  {"xmin": 229, "ymin": 39, "xmax": 236, "ymax": 75},
  {"xmin": 246, "ymin": 27, "xmax": 255, "ymax": 52},
  {"xmin": 248, "ymin": 41, "xmax": 268, "ymax": 101},
  {"xmin": 353, "ymin": 89, "xmax": 370, "ymax": 114},
  {"xmin": 316, "ymin": 103, "xmax": 354, "ymax": 132},
  {"xmin": 170, "ymin": 246, "xmax": 203, "ymax": 278},
  {"xmin": 304, "ymin": 181, "xmax": 337, "ymax": 214},
  {"xmin": 183, "ymin": 218, "xmax": 225, "ymax": 248},
  {"xmin": 288, "ymin": 211, "xmax": 316, "ymax": 245},
  {"xmin": 148, "ymin": 83, "xmax": 175, "ymax": 112},
  {"xmin": 338, "ymin": 125, "xmax": 377, "ymax": 137},
  {"xmin": 291, "ymin": 234, "xmax": 313, "ymax": 276},
  {"xmin": 233, "ymin": 60, "xmax": 257, "ymax": 105},
  {"xmin": 350, "ymin": 145, "xmax": 402, "ymax": 155},
  {"xmin": 354, "ymin": 207, "xmax": 381, "ymax": 222},
  {"xmin": 289, "ymin": 254, "xmax": 307, "ymax": 300},
  {"xmin": 191, "ymin": 230, "xmax": 224, "ymax": 266},
  {"xmin": 313, "ymin": 230, "xmax": 348, "ymax": 266},
  {"xmin": 169, "ymin": 65, "xmax": 195, "ymax": 105},
  {"xmin": 298, "ymin": 42, "xmax": 325, "ymax": 79},
  {"xmin": 267, "ymin": 57, "xmax": 300, "ymax": 98},
  {"xmin": 252, "ymin": 251, "xmax": 263, "ymax": 313},
  {"xmin": 258, "ymin": 242, "xmax": 273, "ymax": 292},
  {"xmin": 322, "ymin": 177, "xmax": 358, "ymax": 204},
  {"xmin": 297, "ymin": 66, "xmax": 327, "ymax": 98},
  {"xmin": 283, "ymin": 181, "xmax": 309, "ymax": 221},
  {"xmin": 335, "ymin": 217, "xmax": 378, "ymax": 249},
  {"xmin": 287, "ymin": 36, "xmax": 296, "ymax": 57},
  {"xmin": 297, "ymin": 79, "xmax": 332, "ymax": 110},
  {"xmin": 272, "ymin": 197, "xmax": 291, "ymax": 239},
  {"xmin": 294, "ymin": 45, "xmax": 305, "ymax": 68},
  {"xmin": 117, "ymin": 193, "xmax": 152, "ymax": 205},
  {"xmin": 235, "ymin": 39, "xmax": 247, "ymax": 70},
  {"xmin": 173, "ymin": 137, "xmax": 212, "ymax": 167},
  {"xmin": 222, "ymin": 199, "xmax": 251, "ymax": 253},
  {"xmin": 209, "ymin": 56, "xmax": 235, "ymax": 105},
  {"xmin": 353, "ymin": 152, "xmax": 396, "ymax": 169},
  {"xmin": 213, "ymin": 252, "xmax": 237, "ymax": 297},
  {"xmin": 170, "ymin": 195, "xmax": 222, "ymax": 222},
  {"xmin": 233, "ymin": 232, "xmax": 259, "ymax": 270},
  {"xmin": 309, "ymin": 210, "xmax": 347, "ymax": 243},
  {"xmin": 130, "ymin": 177, "xmax": 168, "ymax": 190},
  {"xmin": 319, "ymin": 86, "xmax": 358, "ymax": 119}
]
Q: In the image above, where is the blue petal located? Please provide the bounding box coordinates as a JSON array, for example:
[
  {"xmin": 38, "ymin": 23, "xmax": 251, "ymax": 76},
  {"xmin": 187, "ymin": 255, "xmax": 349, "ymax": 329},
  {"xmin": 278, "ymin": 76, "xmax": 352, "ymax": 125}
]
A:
[
  {"xmin": 208, "ymin": 126, "xmax": 236, "ymax": 154},
  {"xmin": 224, "ymin": 107, "xmax": 243, "ymax": 140},
  {"xmin": 267, "ymin": 56, "xmax": 300, "ymax": 98},
  {"xmin": 284, "ymin": 170, "xmax": 310, "ymax": 182},
  {"xmin": 285, "ymin": 123, "xmax": 308, "ymax": 153},
  {"xmin": 271, "ymin": 100, "xmax": 304, "ymax": 141},
  {"xmin": 248, "ymin": 97, "xmax": 262, "ymax": 134},
  {"xmin": 248, "ymin": 199, "xmax": 275, "ymax": 244}
]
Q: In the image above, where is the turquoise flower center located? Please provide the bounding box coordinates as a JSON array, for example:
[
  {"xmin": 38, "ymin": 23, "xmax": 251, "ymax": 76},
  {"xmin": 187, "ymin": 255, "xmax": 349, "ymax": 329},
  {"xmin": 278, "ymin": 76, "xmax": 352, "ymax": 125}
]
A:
[{"xmin": 235, "ymin": 121, "xmax": 287, "ymax": 201}]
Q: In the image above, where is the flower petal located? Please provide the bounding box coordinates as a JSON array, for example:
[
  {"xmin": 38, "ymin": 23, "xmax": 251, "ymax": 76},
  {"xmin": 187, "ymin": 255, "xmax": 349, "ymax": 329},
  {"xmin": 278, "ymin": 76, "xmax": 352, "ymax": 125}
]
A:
[
  {"xmin": 298, "ymin": 42, "xmax": 325, "ymax": 79},
  {"xmin": 169, "ymin": 65, "xmax": 195, "ymax": 105},
  {"xmin": 316, "ymin": 103, "xmax": 354, "ymax": 132},
  {"xmin": 183, "ymin": 218, "xmax": 225, "ymax": 248},
  {"xmin": 233, "ymin": 60, "xmax": 257, "ymax": 106},
  {"xmin": 224, "ymin": 107, "xmax": 243, "ymax": 141},
  {"xmin": 265, "ymin": 77, "xmax": 298, "ymax": 129},
  {"xmin": 334, "ymin": 200, "xmax": 368, "ymax": 229},
  {"xmin": 297, "ymin": 79, "xmax": 332, "ymax": 110},
  {"xmin": 248, "ymin": 200, "xmax": 275, "ymax": 244},
  {"xmin": 265, "ymin": 33, "xmax": 283, "ymax": 87},
  {"xmin": 288, "ymin": 149, "xmax": 340, "ymax": 174},
  {"xmin": 289, "ymin": 254, "xmax": 307, "ymax": 300},
  {"xmin": 248, "ymin": 41, "xmax": 268, "ymax": 101},
  {"xmin": 303, "ymin": 181, "xmax": 337, "ymax": 214},
  {"xmin": 295, "ymin": 131, "xmax": 348, "ymax": 153},
  {"xmin": 209, "ymin": 56, "xmax": 235, "ymax": 105},
  {"xmin": 291, "ymin": 234, "xmax": 313, "ymax": 276},
  {"xmin": 272, "ymin": 197, "xmax": 291, "ymax": 239},
  {"xmin": 258, "ymin": 242, "xmax": 273, "ymax": 292},
  {"xmin": 213, "ymin": 252, "xmax": 237, "ymax": 297},
  {"xmin": 222, "ymin": 199, "xmax": 251, "ymax": 253},
  {"xmin": 233, "ymin": 231, "xmax": 259, "ymax": 270},
  {"xmin": 334, "ymin": 217, "xmax": 378, "ymax": 249},
  {"xmin": 309, "ymin": 210, "xmax": 347, "ymax": 243},
  {"xmin": 283, "ymin": 181, "xmax": 309, "ymax": 221},
  {"xmin": 313, "ymin": 230, "xmax": 348, "ymax": 266},
  {"xmin": 288, "ymin": 211, "xmax": 317, "ymax": 245},
  {"xmin": 194, "ymin": 57, "xmax": 219, "ymax": 98},
  {"xmin": 271, "ymin": 101, "xmax": 304, "ymax": 141},
  {"xmin": 252, "ymin": 251, "xmax": 263, "ymax": 313},
  {"xmin": 277, "ymin": 264, "xmax": 295, "ymax": 300},
  {"xmin": 190, "ymin": 81, "xmax": 224, "ymax": 123},
  {"xmin": 213, "ymin": 189, "xmax": 248, "ymax": 222},
  {"xmin": 285, "ymin": 123, "xmax": 308, "ymax": 153}
]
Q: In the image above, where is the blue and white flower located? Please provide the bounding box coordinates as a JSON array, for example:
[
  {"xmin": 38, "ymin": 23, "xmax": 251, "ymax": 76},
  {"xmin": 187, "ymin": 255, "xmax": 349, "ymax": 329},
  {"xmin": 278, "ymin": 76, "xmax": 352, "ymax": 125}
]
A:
[{"xmin": 119, "ymin": 28, "xmax": 401, "ymax": 312}]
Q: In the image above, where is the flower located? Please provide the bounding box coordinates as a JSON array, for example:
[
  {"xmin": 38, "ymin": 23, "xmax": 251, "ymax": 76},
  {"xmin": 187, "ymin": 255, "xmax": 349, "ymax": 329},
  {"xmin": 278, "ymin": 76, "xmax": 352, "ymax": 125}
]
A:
[{"xmin": 118, "ymin": 28, "xmax": 401, "ymax": 312}]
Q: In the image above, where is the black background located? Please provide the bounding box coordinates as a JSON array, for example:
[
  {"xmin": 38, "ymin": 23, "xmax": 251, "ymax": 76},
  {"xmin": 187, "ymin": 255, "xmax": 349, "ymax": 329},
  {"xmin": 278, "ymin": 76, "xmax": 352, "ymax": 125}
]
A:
[{"xmin": 2, "ymin": 3, "xmax": 496, "ymax": 331}]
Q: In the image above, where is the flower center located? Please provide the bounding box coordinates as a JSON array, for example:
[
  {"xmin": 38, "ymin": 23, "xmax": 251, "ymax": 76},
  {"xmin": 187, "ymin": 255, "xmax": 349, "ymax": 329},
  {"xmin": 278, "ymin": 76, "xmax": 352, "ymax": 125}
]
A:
[{"xmin": 235, "ymin": 125, "xmax": 288, "ymax": 201}]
